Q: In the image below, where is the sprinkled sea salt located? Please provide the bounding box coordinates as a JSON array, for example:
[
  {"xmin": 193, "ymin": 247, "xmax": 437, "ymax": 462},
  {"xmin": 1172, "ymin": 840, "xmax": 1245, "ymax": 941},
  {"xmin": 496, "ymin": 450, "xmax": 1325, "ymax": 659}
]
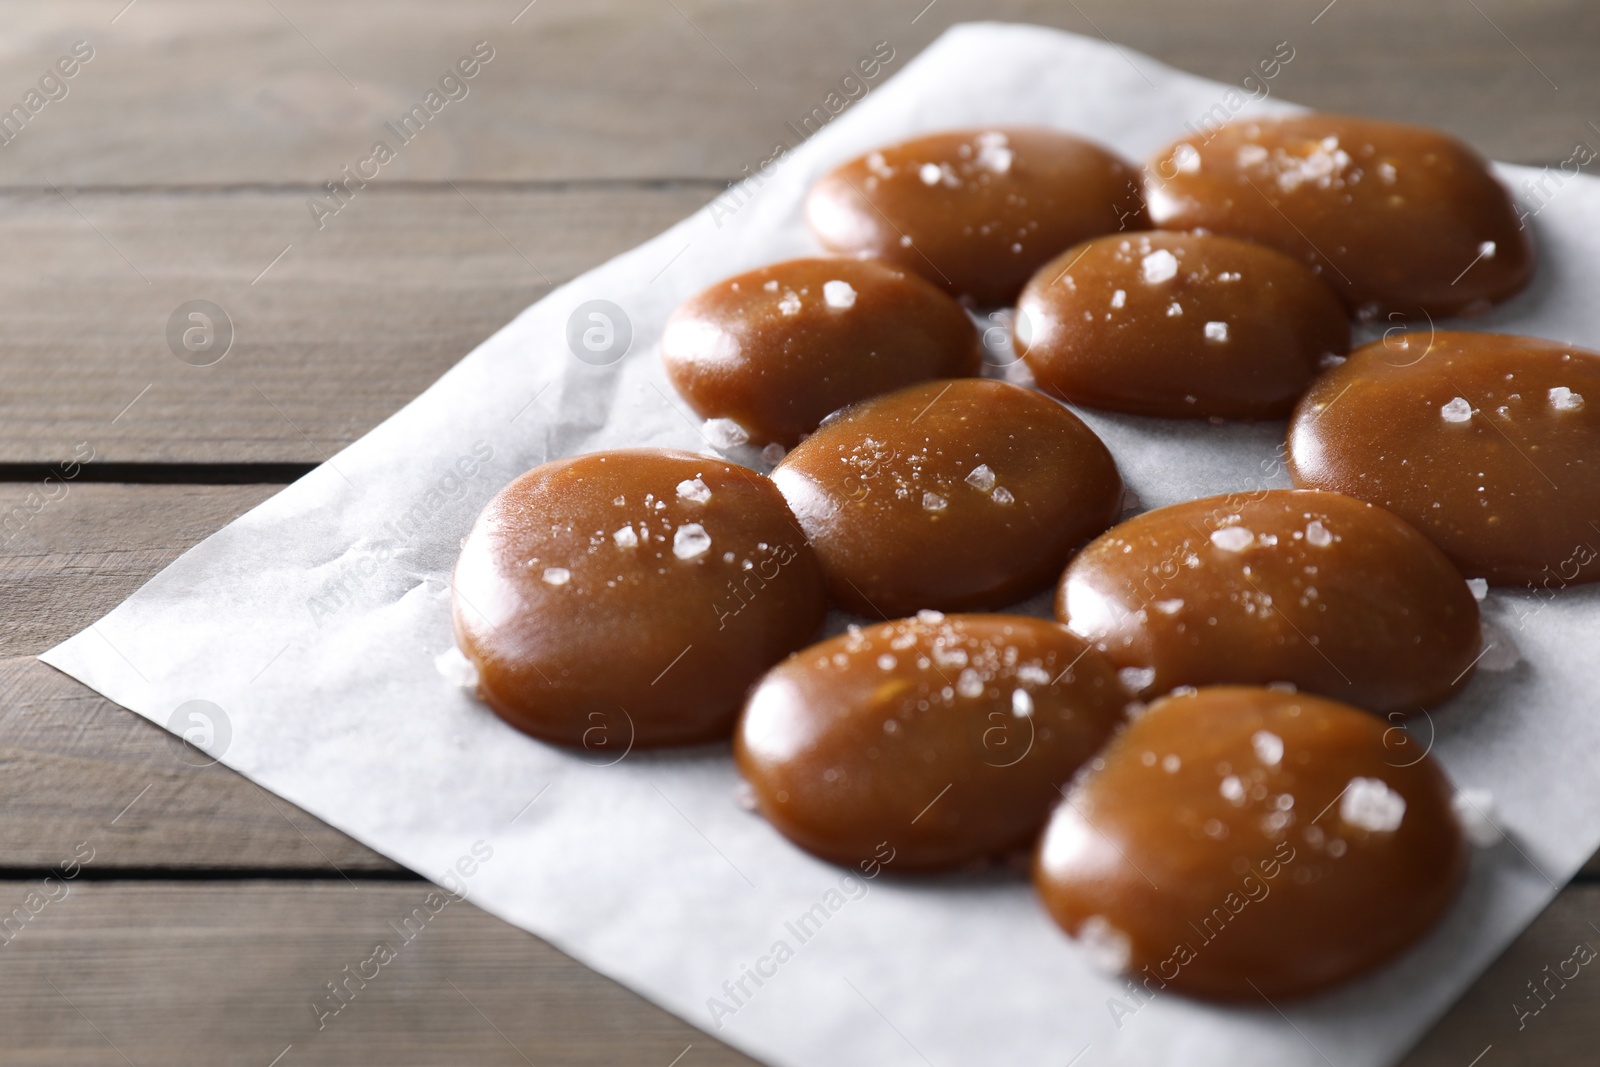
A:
[
  {"xmin": 1142, "ymin": 249, "xmax": 1179, "ymax": 285},
  {"xmin": 1172, "ymin": 143, "xmax": 1201, "ymax": 173},
  {"xmin": 1340, "ymin": 777, "xmax": 1407, "ymax": 833},
  {"xmin": 676, "ymin": 477, "xmax": 712, "ymax": 504},
  {"xmin": 1220, "ymin": 775, "xmax": 1246, "ymax": 803},
  {"xmin": 823, "ymin": 279, "xmax": 858, "ymax": 309},
  {"xmin": 703, "ymin": 418, "xmax": 749, "ymax": 449},
  {"xmin": 975, "ymin": 131, "xmax": 1014, "ymax": 174},
  {"xmin": 1204, "ymin": 321, "xmax": 1229, "ymax": 342},
  {"xmin": 778, "ymin": 291, "xmax": 802, "ymax": 316},
  {"xmin": 613, "ymin": 526, "xmax": 639, "ymax": 549},
  {"xmin": 760, "ymin": 442, "xmax": 787, "ymax": 465},
  {"xmin": 919, "ymin": 162, "xmax": 942, "ymax": 185},
  {"xmin": 916, "ymin": 609, "xmax": 945, "ymax": 624},
  {"xmin": 1153, "ymin": 598, "xmax": 1184, "ymax": 615},
  {"xmin": 922, "ymin": 491, "xmax": 948, "ymax": 512},
  {"xmin": 673, "ymin": 524, "xmax": 711, "ymax": 560},
  {"xmin": 876, "ymin": 653, "xmax": 897, "ymax": 671},
  {"xmin": 1016, "ymin": 665, "xmax": 1050, "ymax": 685},
  {"xmin": 1076, "ymin": 915, "xmax": 1132, "ymax": 974},
  {"xmin": 433, "ymin": 646, "xmax": 479, "ymax": 690},
  {"xmin": 1109, "ymin": 288, "xmax": 1126, "ymax": 309},
  {"xmin": 1305, "ymin": 520, "xmax": 1333, "ymax": 547},
  {"xmin": 1550, "ymin": 386, "xmax": 1585, "ymax": 411},
  {"xmin": 990, "ymin": 486, "xmax": 1015, "ymax": 505},
  {"xmin": 1118, "ymin": 666, "xmax": 1156, "ymax": 692},
  {"xmin": 965, "ymin": 464, "xmax": 996, "ymax": 491},
  {"xmin": 1466, "ymin": 577, "xmax": 1488, "ymax": 600},
  {"xmin": 957, "ymin": 668, "xmax": 985, "ymax": 699},
  {"xmin": 1210, "ymin": 526, "xmax": 1254, "ymax": 552},
  {"xmin": 1441, "ymin": 396, "xmax": 1473, "ymax": 423},
  {"xmin": 1252, "ymin": 730, "xmax": 1284, "ymax": 767},
  {"xmin": 542, "ymin": 567, "xmax": 571, "ymax": 586},
  {"xmin": 1011, "ymin": 689, "xmax": 1033, "ymax": 718}
]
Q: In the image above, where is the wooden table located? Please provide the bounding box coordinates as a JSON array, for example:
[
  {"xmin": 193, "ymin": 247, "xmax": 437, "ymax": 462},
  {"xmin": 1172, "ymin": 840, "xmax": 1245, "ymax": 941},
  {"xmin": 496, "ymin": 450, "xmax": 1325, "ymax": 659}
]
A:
[{"xmin": 3, "ymin": 1, "xmax": 1596, "ymax": 1062}]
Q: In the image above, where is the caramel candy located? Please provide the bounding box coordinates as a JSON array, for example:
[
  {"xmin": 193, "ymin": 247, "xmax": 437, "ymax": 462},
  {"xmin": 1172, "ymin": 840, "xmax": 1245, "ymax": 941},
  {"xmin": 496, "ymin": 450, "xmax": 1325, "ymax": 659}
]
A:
[
  {"xmin": 774, "ymin": 378, "xmax": 1122, "ymax": 616},
  {"xmin": 1055, "ymin": 490, "xmax": 1479, "ymax": 714},
  {"xmin": 1034, "ymin": 686, "xmax": 1468, "ymax": 1000},
  {"xmin": 1017, "ymin": 232, "xmax": 1349, "ymax": 419},
  {"xmin": 452, "ymin": 449, "xmax": 826, "ymax": 746},
  {"xmin": 1289, "ymin": 331, "xmax": 1600, "ymax": 586},
  {"xmin": 806, "ymin": 127, "xmax": 1145, "ymax": 306},
  {"xmin": 737, "ymin": 614, "xmax": 1127, "ymax": 871},
  {"xmin": 1144, "ymin": 114, "xmax": 1533, "ymax": 317},
  {"xmin": 662, "ymin": 257, "xmax": 982, "ymax": 448}
]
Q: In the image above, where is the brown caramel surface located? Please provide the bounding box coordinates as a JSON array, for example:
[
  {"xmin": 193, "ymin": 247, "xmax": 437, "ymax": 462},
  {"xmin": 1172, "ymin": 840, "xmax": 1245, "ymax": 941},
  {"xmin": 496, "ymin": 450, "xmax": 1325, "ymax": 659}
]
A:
[
  {"xmin": 1289, "ymin": 332, "xmax": 1600, "ymax": 587},
  {"xmin": 1017, "ymin": 231, "xmax": 1349, "ymax": 419},
  {"xmin": 452, "ymin": 449, "xmax": 825, "ymax": 747},
  {"xmin": 806, "ymin": 127, "xmax": 1144, "ymax": 306},
  {"xmin": 774, "ymin": 379, "xmax": 1122, "ymax": 616},
  {"xmin": 1034, "ymin": 686, "xmax": 1467, "ymax": 1000},
  {"xmin": 1055, "ymin": 490, "xmax": 1480, "ymax": 713},
  {"xmin": 1144, "ymin": 114, "xmax": 1533, "ymax": 317},
  {"xmin": 737, "ymin": 614, "xmax": 1127, "ymax": 871},
  {"xmin": 661, "ymin": 256, "xmax": 982, "ymax": 448}
]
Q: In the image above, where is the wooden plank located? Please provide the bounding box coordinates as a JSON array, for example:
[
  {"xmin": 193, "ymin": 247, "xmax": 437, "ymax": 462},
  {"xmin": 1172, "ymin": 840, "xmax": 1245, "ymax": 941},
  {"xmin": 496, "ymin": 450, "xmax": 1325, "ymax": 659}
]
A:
[
  {"xmin": 0, "ymin": 880, "xmax": 757, "ymax": 1066},
  {"xmin": 0, "ymin": 0, "xmax": 1589, "ymax": 189},
  {"xmin": 0, "ymin": 184, "xmax": 711, "ymax": 464},
  {"xmin": 0, "ymin": 483, "xmax": 277, "ymax": 657},
  {"xmin": 1, "ymin": 657, "xmax": 400, "ymax": 871},
  {"xmin": 0, "ymin": 878, "xmax": 1593, "ymax": 1064}
]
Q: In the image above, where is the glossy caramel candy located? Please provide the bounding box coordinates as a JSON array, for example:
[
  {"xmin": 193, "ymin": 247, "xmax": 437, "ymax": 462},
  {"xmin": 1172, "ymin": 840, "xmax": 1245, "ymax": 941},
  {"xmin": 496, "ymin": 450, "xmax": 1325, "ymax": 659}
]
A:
[
  {"xmin": 774, "ymin": 378, "xmax": 1123, "ymax": 616},
  {"xmin": 1055, "ymin": 490, "xmax": 1480, "ymax": 714},
  {"xmin": 806, "ymin": 127, "xmax": 1145, "ymax": 306},
  {"xmin": 1016, "ymin": 232, "xmax": 1349, "ymax": 419},
  {"xmin": 452, "ymin": 449, "xmax": 826, "ymax": 746},
  {"xmin": 661, "ymin": 256, "xmax": 982, "ymax": 448},
  {"xmin": 1144, "ymin": 114, "xmax": 1533, "ymax": 317},
  {"xmin": 737, "ymin": 614, "xmax": 1127, "ymax": 871},
  {"xmin": 1034, "ymin": 686, "xmax": 1468, "ymax": 1000},
  {"xmin": 1289, "ymin": 332, "xmax": 1600, "ymax": 587}
]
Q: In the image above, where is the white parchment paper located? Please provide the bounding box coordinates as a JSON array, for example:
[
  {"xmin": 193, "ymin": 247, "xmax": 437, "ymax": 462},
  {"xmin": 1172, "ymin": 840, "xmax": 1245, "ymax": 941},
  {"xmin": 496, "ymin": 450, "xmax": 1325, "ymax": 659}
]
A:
[{"xmin": 42, "ymin": 23, "xmax": 1600, "ymax": 1067}]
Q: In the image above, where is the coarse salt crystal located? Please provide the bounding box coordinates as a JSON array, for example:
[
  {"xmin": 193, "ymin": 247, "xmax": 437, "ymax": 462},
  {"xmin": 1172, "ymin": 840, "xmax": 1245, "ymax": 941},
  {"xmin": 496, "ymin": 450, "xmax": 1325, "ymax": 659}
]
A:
[
  {"xmin": 542, "ymin": 567, "xmax": 571, "ymax": 586},
  {"xmin": 1210, "ymin": 527, "xmax": 1254, "ymax": 552},
  {"xmin": 702, "ymin": 418, "xmax": 749, "ymax": 449},
  {"xmin": 1076, "ymin": 915, "xmax": 1132, "ymax": 974},
  {"xmin": 1466, "ymin": 577, "xmax": 1488, "ymax": 600},
  {"xmin": 778, "ymin": 291, "xmax": 802, "ymax": 316},
  {"xmin": 1173, "ymin": 143, "xmax": 1201, "ymax": 173},
  {"xmin": 676, "ymin": 477, "xmax": 711, "ymax": 504},
  {"xmin": 919, "ymin": 162, "xmax": 942, "ymax": 185},
  {"xmin": 1252, "ymin": 730, "xmax": 1284, "ymax": 767},
  {"xmin": 1142, "ymin": 249, "xmax": 1179, "ymax": 284},
  {"xmin": 1011, "ymin": 689, "xmax": 1033, "ymax": 718},
  {"xmin": 1441, "ymin": 396, "xmax": 1473, "ymax": 423},
  {"xmin": 823, "ymin": 279, "xmax": 857, "ymax": 309},
  {"xmin": 1119, "ymin": 666, "xmax": 1156, "ymax": 692},
  {"xmin": 434, "ymin": 647, "xmax": 479, "ymax": 689},
  {"xmin": 1305, "ymin": 520, "xmax": 1333, "ymax": 547},
  {"xmin": 916, "ymin": 609, "xmax": 945, "ymax": 624},
  {"xmin": 673, "ymin": 524, "xmax": 711, "ymax": 560},
  {"xmin": 1340, "ymin": 777, "xmax": 1407, "ymax": 832},
  {"xmin": 957, "ymin": 668, "xmax": 985, "ymax": 699},
  {"xmin": 1220, "ymin": 775, "xmax": 1246, "ymax": 803},
  {"xmin": 965, "ymin": 464, "xmax": 996, "ymax": 491},
  {"xmin": 613, "ymin": 526, "xmax": 639, "ymax": 549},
  {"xmin": 760, "ymin": 442, "xmax": 787, "ymax": 465},
  {"xmin": 1204, "ymin": 321, "xmax": 1229, "ymax": 342},
  {"xmin": 1550, "ymin": 386, "xmax": 1585, "ymax": 411},
  {"xmin": 1110, "ymin": 289, "xmax": 1126, "ymax": 309},
  {"xmin": 1452, "ymin": 788, "xmax": 1501, "ymax": 848},
  {"xmin": 922, "ymin": 491, "xmax": 948, "ymax": 512},
  {"xmin": 991, "ymin": 486, "xmax": 1015, "ymax": 505}
]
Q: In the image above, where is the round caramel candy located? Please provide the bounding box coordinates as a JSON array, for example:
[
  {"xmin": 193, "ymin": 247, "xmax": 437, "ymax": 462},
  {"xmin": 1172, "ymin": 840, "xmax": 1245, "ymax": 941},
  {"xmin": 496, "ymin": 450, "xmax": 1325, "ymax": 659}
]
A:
[
  {"xmin": 1144, "ymin": 114, "xmax": 1532, "ymax": 317},
  {"xmin": 1055, "ymin": 489, "xmax": 1479, "ymax": 714},
  {"xmin": 806, "ymin": 127, "xmax": 1145, "ymax": 306},
  {"xmin": 1034, "ymin": 686, "xmax": 1468, "ymax": 1000},
  {"xmin": 452, "ymin": 448, "xmax": 826, "ymax": 747},
  {"xmin": 773, "ymin": 378, "xmax": 1122, "ymax": 616},
  {"xmin": 1290, "ymin": 332, "xmax": 1600, "ymax": 586},
  {"xmin": 737, "ymin": 614, "xmax": 1127, "ymax": 871},
  {"xmin": 661, "ymin": 257, "xmax": 982, "ymax": 448},
  {"xmin": 1017, "ymin": 232, "xmax": 1349, "ymax": 419}
]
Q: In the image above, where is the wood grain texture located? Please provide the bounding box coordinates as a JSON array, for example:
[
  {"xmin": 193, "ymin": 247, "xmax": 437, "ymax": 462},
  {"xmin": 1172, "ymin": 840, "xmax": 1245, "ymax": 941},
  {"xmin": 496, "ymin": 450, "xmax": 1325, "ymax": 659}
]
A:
[
  {"xmin": 1, "ymin": 657, "xmax": 399, "ymax": 871},
  {"xmin": 0, "ymin": 184, "xmax": 712, "ymax": 464},
  {"xmin": 0, "ymin": 878, "xmax": 1593, "ymax": 1066},
  {"xmin": 0, "ymin": 0, "xmax": 1588, "ymax": 188}
]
